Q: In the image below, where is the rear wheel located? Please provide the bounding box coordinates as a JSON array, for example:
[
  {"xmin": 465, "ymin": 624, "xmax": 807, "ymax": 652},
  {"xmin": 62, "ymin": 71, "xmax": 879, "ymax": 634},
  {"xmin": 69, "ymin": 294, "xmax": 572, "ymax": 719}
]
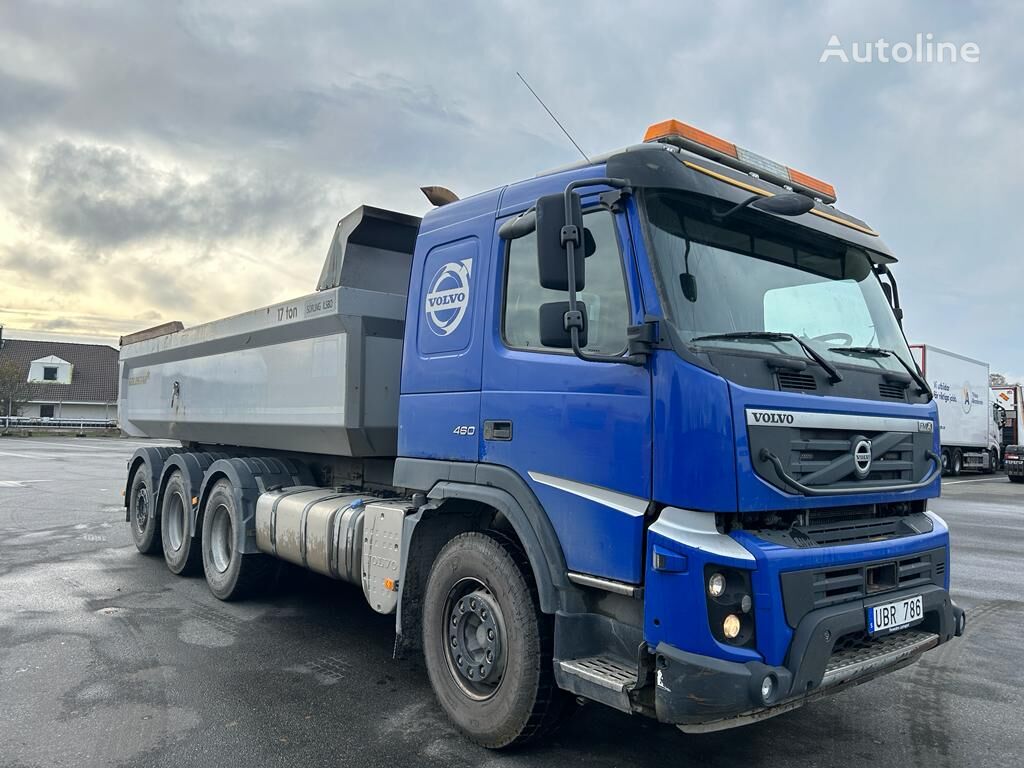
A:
[
  {"xmin": 129, "ymin": 469, "xmax": 160, "ymax": 554},
  {"xmin": 201, "ymin": 478, "xmax": 274, "ymax": 601},
  {"xmin": 422, "ymin": 531, "xmax": 568, "ymax": 749},
  {"xmin": 161, "ymin": 471, "xmax": 202, "ymax": 575},
  {"xmin": 952, "ymin": 449, "xmax": 963, "ymax": 476}
]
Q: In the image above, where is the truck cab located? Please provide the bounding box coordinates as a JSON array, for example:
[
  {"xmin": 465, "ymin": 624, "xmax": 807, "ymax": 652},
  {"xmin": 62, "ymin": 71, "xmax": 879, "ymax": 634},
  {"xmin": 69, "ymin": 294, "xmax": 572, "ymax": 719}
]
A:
[{"xmin": 395, "ymin": 120, "xmax": 962, "ymax": 736}]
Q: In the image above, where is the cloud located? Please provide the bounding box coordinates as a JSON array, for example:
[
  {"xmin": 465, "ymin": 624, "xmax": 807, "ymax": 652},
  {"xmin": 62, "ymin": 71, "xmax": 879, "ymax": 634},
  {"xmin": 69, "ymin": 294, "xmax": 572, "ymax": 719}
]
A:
[{"xmin": 27, "ymin": 141, "xmax": 331, "ymax": 249}]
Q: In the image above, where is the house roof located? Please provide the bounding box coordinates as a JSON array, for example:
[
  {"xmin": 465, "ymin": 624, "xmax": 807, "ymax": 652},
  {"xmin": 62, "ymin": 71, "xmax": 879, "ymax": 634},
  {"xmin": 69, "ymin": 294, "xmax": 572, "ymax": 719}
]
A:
[{"xmin": 0, "ymin": 337, "xmax": 118, "ymax": 403}]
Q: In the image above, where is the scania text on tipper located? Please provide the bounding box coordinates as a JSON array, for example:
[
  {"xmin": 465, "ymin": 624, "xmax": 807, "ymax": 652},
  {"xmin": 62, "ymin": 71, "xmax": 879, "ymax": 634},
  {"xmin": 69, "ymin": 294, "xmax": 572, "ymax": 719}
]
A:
[{"xmin": 118, "ymin": 120, "xmax": 964, "ymax": 749}]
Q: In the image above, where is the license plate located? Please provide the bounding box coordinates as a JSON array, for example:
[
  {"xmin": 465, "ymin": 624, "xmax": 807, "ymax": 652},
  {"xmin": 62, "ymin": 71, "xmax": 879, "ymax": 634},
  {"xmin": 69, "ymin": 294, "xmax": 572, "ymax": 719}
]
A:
[{"xmin": 867, "ymin": 594, "xmax": 923, "ymax": 635}]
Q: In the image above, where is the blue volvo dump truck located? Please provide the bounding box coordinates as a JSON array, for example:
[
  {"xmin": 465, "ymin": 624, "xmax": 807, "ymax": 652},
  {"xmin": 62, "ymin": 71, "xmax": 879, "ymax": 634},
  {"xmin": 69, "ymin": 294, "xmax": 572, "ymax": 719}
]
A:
[{"xmin": 119, "ymin": 119, "xmax": 965, "ymax": 748}]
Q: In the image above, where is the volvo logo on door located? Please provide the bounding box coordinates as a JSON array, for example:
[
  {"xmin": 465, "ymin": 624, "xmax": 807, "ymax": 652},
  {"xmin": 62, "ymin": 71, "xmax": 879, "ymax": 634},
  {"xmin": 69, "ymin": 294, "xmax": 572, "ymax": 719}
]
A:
[
  {"xmin": 852, "ymin": 438, "xmax": 873, "ymax": 479},
  {"xmin": 425, "ymin": 259, "xmax": 472, "ymax": 336}
]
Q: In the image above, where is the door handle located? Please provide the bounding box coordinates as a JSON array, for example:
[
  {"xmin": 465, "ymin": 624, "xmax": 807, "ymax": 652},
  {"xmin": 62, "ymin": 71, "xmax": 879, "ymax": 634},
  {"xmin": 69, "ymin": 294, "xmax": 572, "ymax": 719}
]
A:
[{"xmin": 483, "ymin": 420, "xmax": 513, "ymax": 441}]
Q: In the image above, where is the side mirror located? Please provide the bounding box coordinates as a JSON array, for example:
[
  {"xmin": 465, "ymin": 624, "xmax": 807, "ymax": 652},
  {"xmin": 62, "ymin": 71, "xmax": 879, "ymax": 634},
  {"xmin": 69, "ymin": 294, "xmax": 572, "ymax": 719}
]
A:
[
  {"xmin": 539, "ymin": 301, "xmax": 587, "ymax": 348},
  {"xmin": 536, "ymin": 192, "xmax": 585, "ymax": 291}
]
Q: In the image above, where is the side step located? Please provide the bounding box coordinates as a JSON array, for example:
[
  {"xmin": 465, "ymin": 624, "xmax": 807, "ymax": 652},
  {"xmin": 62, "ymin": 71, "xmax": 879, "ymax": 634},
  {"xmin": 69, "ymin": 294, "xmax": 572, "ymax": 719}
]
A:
[{"xmin": 555, "ymin": 656, "xmax": 639, "ymax": 713}]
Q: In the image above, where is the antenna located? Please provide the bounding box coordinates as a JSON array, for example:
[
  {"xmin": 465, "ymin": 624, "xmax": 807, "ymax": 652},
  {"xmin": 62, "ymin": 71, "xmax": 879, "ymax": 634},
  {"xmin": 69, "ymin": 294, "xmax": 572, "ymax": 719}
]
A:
[{"xmin": 516, "ymin": 72, "xmax": 589, "ymax": 163}]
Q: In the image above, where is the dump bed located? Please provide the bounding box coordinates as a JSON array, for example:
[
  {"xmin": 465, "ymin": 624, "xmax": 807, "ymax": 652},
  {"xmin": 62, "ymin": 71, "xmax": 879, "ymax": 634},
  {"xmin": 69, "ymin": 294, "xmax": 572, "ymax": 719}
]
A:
[{"xmin": 118, "ymin": 206, "xmax": 420, "ymax": 457}]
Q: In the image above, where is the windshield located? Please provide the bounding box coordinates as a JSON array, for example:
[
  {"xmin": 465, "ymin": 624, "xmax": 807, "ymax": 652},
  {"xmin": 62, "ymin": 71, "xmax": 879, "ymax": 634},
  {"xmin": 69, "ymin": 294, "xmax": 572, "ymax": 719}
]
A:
[{"xmin": 642, "ymin": 190, "xmax": 913, "ymax": 373}]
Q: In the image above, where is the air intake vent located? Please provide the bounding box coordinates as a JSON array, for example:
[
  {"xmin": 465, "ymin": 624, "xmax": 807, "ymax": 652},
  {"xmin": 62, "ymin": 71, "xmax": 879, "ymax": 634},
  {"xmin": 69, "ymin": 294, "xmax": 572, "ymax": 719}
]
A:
[
  {"xmin": 777, "ymin": 371, "xmax": 817, "ymax": 392},
  {"xmin": 879, "ymin": 382, "xmax": 908, "ymax": 400}
]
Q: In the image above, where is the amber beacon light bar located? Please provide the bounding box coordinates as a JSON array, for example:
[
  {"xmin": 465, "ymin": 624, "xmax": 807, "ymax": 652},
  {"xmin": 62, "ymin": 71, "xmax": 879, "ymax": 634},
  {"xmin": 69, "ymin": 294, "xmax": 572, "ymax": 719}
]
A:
[{"xmin": 643, "ymin": 119, "xmax": 838, "ymax": 205}]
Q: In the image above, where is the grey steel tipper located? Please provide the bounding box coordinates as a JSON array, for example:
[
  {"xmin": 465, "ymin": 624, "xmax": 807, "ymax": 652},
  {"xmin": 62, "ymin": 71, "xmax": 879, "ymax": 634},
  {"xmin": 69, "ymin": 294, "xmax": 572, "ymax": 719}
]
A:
[
  {"xmin": 120, "ymin": 206, "xmax": 418, "ymax": 458},
  {"xmin": 120, "ymin": 120, "xmax": 964, "ymax": 750}
]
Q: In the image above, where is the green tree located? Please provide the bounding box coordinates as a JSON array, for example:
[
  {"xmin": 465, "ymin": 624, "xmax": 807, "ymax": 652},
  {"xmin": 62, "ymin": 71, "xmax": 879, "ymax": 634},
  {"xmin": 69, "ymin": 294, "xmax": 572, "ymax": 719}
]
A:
[{"xmin": 0, "ymin": 360, "xmax": 29, "ymax": 417}]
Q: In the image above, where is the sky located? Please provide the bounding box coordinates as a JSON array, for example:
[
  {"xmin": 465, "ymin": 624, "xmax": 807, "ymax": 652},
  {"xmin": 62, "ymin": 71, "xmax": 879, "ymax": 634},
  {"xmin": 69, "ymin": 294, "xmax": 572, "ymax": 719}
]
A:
[{"xmin": 1, "ymin": 1, "xmax": 1022, "ymax": 376}]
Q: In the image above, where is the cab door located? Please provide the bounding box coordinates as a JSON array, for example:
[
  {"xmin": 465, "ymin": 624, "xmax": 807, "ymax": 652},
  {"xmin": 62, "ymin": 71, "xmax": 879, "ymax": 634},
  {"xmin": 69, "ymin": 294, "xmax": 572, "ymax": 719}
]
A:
[{"xmin": 480, "ymin": 198, "xmax": 652, "ymax": 583}]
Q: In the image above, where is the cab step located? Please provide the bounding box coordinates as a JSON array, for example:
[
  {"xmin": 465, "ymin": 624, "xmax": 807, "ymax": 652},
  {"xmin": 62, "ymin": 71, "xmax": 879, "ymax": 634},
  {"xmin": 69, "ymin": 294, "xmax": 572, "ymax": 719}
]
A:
[{"xmin": 555, "ymin": 655, "xmax": 638, "ymax": 713}]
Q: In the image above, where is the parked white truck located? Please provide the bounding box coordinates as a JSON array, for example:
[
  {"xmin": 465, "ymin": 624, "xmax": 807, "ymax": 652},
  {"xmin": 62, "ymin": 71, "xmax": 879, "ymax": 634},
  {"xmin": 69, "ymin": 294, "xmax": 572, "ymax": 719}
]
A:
[
  {"xmin": 992, "ymin": 384, "xmax": 1024, "ymax": 448},
  {"xmin": 911, "ymin": 345, "xmax": 1000, "ymax": 474}
]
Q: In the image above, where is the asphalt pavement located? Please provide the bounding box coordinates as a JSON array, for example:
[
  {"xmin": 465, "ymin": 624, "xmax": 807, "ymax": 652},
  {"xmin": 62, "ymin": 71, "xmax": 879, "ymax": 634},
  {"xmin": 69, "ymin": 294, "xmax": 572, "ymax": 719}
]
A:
[{"xmin": 1, "ymin": 436, "xmax": 1021, "ymax": 767}]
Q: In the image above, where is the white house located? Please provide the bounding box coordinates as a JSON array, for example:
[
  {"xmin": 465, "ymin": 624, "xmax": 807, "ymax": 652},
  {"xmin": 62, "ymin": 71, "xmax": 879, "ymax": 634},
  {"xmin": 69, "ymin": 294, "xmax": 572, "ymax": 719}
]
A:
[{"xmin": 0, "ymin": 332, "xmax": 118, "ymax": 422}]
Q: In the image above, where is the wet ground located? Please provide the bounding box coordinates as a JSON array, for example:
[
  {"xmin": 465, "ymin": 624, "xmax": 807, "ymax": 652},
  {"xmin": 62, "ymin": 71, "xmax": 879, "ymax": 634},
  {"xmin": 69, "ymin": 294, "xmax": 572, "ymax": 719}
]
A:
[{"xmin": 0, "ymin": 436, "xmax": 1021, "ymax": 767}]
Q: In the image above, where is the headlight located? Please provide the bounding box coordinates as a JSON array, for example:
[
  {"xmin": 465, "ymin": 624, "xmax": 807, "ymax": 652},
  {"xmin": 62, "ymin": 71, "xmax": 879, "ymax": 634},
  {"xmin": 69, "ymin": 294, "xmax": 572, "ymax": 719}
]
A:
[
  {"xmin": 704, "ymin": 565, "xmax": 756, "ymax": 649},
  {"xmin": 708, "ymin": 572, "xmax": 727, "ymax": 598}
]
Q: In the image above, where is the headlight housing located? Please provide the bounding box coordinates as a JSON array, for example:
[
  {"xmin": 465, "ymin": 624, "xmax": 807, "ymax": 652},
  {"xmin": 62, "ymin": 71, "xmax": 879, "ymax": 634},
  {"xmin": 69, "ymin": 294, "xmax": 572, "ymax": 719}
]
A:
[{"xmin": 704, "ymin": 564, "xmax": 756, "ymax": 648}]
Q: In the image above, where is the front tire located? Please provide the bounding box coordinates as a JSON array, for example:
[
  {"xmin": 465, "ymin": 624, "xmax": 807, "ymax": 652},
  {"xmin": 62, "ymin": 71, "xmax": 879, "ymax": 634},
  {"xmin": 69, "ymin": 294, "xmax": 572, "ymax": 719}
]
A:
[
  {"xmin": 422, "ymin": 531, "xmax": 567, "ymax": 749},
  {"xmin": 129, "ymin": 469, "xmax": 160, "ymax": 554},
  {"xmin": 987, "ymin": 449, "xmax": 999, "ymax": 474},
  {"xmin": 952, "ymin": 449, "xmax": 963, "ymax": 476},
  {"xmin": 201, "ymin": 479, "xmax": 273, "ymax": 601}
]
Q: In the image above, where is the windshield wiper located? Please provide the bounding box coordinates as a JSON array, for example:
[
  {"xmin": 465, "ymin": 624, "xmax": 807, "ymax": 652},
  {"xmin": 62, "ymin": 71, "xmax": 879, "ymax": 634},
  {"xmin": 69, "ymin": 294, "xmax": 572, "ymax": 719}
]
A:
[
  {"xmin": 691, "ymin": 331, "xmax": 843, "ymax": 384},
  {"xmin": 828, "ymin": 346, "xmax": 931, "ymax": 396}
]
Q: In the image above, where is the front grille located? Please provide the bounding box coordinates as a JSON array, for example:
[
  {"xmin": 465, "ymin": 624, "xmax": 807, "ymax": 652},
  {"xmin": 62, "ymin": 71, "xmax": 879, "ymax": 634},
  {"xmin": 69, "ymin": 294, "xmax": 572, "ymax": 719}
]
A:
[
  {"xmin": 777, "ymin": 371, "xmax": 817, "ymax": 392},
  {"xmin": 788, "ymin": 429, "xmax": 915, "ymax": 487},
  {"xmin": 779, "ymin": 547, "xmax": 946, "ymax": 627},
  {"xmin": 878, "ymin": 382, "xmax": 908, "ymax": 400},
  {"xmin": 798, "ymin": 511, "xmax": 906, "ymax": 546}
]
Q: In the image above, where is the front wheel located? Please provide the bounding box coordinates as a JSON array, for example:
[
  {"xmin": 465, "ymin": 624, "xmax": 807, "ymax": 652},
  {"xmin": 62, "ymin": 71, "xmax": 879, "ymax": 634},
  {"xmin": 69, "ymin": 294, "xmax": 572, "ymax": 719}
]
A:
[
  {"xmin": 941, "ymin": 449, "xmax": 951, "ymax": 475},
  {"xmin": 422, "ymin": 532, "xmax": 568, "ymax": 749},
  {"xmin": 952, "ymin": 449, "xmax": 963, "ymax": 476},
  {"xmin": 987, "ymin": 449, "xmax": 999, "ymax": 474}
]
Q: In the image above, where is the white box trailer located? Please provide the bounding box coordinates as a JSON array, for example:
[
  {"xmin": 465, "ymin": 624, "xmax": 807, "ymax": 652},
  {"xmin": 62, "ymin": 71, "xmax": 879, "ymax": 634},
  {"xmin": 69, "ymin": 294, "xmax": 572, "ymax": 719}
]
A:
[{"xmin": 911, "ymin": 344, "xmax": 1000, "ymax": 474}]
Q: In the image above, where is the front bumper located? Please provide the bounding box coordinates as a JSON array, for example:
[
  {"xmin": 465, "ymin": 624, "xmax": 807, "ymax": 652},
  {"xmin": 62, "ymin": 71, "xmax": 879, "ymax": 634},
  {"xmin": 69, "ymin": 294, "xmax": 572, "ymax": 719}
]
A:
[{"xmin": 653, "ymin": 584, "xmax": 963, "ymax": 731}]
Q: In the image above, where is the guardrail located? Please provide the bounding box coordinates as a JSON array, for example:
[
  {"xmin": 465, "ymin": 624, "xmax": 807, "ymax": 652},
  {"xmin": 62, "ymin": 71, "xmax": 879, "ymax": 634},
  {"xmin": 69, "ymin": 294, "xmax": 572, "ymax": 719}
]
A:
[{"xmin": 1, "ymin": 416, "xmax": 118, "ymax": 430}]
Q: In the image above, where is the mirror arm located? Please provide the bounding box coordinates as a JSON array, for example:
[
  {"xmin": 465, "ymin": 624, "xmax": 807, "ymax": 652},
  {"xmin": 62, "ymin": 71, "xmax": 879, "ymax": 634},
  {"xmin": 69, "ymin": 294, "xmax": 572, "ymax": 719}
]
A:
[
  {"xmin": 712, "ymin": 193, "xmax": 762, "ymax": 222},
  {"xmin": 557, "ymin": 178, "xmax": 642, "ymax": 365},
  {"xmin": 875, "ymin": 264, "xmax": 905, "ymax": 327}
]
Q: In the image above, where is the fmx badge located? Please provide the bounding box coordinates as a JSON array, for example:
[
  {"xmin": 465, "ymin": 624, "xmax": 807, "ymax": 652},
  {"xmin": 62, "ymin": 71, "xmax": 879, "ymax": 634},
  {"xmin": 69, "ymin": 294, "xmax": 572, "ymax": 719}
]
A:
[{"xmin": 425, "ymin": 259, "xmax": 472, "ymax": 336}]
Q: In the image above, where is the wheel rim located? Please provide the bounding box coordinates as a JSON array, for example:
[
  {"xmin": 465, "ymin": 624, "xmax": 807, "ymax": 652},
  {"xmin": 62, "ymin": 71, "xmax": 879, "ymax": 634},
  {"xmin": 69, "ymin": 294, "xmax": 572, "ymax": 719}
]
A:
[
  {"xmin": 133, "ymin": 485, "xmax": 150, "ymax": 534},
  {"xmin": 442, "ymin": 577, "xmax": 507, "ymax": 701},
  {"xmin": 166, "ymin": 492, "xmax": 186, "ymax": 551},
  {"xmin": 941, "ymin": 453, "xmax": 949, "ymax": 472},
  {"xmin": 209, "ymin": 503, "xmax": 233, "ymax": 574}
]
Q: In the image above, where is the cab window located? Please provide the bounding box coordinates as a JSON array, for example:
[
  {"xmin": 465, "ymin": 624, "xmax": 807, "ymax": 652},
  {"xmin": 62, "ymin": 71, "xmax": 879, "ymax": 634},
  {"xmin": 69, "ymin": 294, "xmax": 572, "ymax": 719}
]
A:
[{"xmin": 503, "ymin": 209, "xmax": 629, "ymax": 355}]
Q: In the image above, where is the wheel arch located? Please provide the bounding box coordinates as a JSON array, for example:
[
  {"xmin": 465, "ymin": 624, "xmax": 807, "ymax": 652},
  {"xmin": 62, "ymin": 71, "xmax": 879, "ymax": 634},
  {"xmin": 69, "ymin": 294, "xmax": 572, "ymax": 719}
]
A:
[
  {"xmin": 124, "ymin": 446, "xmax": 178, "ymax": 522},
  {"xmin": 195, "ymin": 456, "xmax": 314, "ymax": 555},
  {"xmin": 158, "ymin": 452, "xmax": 227, "ymax": 540},
  {"xmin": 393, "ymin": 459, "xmax": 580, "ymax": 650}
]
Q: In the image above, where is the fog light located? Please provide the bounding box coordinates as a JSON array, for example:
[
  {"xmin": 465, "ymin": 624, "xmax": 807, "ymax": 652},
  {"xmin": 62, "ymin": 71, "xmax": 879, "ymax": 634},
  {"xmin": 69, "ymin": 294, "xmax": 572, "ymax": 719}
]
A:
[
  {"xmin": 760, "ymin": 674, "xmax": 775, "ymax": 703},
  {"xmin": 723, "ymin": 614, "xmax": 741, "ymax": 639},
  {"xmin": 740, "ymin": 594, "xmax": 752, "ymax": 614},
  {"xmin": 708, "ymin": 572, "xmax": 727, "ymax": 598}
]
